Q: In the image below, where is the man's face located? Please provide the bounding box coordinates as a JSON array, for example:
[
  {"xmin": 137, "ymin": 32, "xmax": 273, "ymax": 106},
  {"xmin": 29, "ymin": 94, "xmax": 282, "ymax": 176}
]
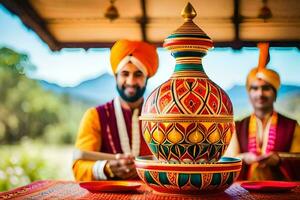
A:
[
  {"xmin": 248, "ymin": 79, "xmax": 276, "ymax": 111},
  {"xmin": 116, "ymin": 62, "xmax": 147, "ymax": 102}
]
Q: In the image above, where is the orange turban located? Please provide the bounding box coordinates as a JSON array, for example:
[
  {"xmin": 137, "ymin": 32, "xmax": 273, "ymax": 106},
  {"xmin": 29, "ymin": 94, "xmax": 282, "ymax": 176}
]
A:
[
  {"xmin": 110, "ymin": 40, "xmax": 159, "ymax": 77},
  {"xmin": 246, "ymin": 43, "xmax": 280, "ymax": 91}
]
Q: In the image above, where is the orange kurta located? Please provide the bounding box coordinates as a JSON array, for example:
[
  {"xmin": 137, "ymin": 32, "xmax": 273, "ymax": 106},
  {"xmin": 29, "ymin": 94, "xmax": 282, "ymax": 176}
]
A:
[
  {"xmin": 72, "ymin": 101, "xmax": 151, "ymax": 181},
  {"xmin": 73, "ymin": 108, "xmax": 101, "ymax": 181}
]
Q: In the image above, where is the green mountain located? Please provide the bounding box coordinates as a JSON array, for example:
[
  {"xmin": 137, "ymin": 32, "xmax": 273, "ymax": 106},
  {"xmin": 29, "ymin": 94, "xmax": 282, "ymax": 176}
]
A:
[{"xmin": 39, "ymin": 74, "xmax": 300, "ymax": 122}]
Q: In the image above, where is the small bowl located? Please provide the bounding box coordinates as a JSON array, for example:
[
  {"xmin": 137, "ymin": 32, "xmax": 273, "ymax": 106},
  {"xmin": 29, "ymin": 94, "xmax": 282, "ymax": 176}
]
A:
[{"xmin": 135, "ymin": 155, "xmax": 241, "ymax": 194}]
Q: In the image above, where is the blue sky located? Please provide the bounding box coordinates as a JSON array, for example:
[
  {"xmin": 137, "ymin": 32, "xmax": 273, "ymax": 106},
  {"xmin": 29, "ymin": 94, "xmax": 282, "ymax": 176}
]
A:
[{"xmin": 0, "ymin": 5, "xmax": 300, "ymax": 90}]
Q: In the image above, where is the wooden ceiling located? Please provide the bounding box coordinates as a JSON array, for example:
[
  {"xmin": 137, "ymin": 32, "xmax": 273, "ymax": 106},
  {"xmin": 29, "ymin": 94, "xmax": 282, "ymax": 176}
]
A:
[{"xmin": 2, "ymin": 0, "xmax": 300, "ymax": 51}]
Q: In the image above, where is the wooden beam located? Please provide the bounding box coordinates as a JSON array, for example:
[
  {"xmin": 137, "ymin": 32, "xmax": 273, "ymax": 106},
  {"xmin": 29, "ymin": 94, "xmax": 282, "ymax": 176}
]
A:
[
  {"xmin": 232, "ymin": 0, "xmax": 243, "ymax": 49},
  {"xmin": 60, "ymin": 41, "xmax": 162, "ymax": 49},
  {"xmin": 138, "ymin": 0, "xmax": 148, "ymax": 42},
  {"xmin": 215, "ymin": 41, "xmax": 300, "ymax": 50},
  {"xmin": 61, "ymin": 42, "xmax": 115, "ymax": 50},
  {"xmin": 59, "ymin": 41, "xmax": 300, "ymax": 50},
  {"xmin": 1, "ymin": 0, "xmax": 61, "ymax": 51},
  {"xmin": 1, "ymin": 0, "xmax": 299, "ymax": 50}
]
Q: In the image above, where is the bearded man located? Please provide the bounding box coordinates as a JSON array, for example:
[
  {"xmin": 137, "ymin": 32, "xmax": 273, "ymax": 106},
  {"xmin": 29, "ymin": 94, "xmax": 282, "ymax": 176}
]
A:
[{"xmin": 72, "ymin": 39, "xmax": 159, "ymax": 181}]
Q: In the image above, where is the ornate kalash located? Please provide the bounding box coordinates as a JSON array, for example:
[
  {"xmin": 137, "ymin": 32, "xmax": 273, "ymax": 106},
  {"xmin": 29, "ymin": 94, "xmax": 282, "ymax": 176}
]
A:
[{"xmin": 136, "ymin": 2, "xmax": 242, "ymax": 194}]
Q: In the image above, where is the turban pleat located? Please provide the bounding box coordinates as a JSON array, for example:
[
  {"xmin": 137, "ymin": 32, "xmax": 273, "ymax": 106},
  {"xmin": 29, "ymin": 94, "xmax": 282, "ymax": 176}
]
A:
[
  {"xmin": 246, "ymin": 43, "xmax": 280, "ymax": 91},
  {"xmin": 110, "ymin": 40, "xmax": 159, "ymax": 77}
]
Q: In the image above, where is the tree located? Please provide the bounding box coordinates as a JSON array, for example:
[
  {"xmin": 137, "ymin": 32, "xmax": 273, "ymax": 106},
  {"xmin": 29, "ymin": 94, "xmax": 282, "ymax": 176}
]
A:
[{"xmin": 0, "ymin": 47, "xmax": 62, "ymax": 143}]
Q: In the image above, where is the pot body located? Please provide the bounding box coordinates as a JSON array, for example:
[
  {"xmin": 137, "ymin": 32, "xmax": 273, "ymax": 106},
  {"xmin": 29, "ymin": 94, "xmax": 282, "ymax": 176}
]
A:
[{"xmin": 141, "ymin": 71, "xmax": 234, "ymax": 164}]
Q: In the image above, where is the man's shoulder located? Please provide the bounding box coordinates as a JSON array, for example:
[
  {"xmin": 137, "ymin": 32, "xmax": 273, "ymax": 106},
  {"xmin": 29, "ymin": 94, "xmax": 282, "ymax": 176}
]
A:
[
  {"xmin": 234, "ymin": 116, "xmax": 251, "ymax": 138},
  {"xmin": 277, "ymin": 112, "xmax": 297, "ymax": 123},
  {"xmin": 235, "ymin": 115, "xmax": 251, "ymax": 124},
  {"xmin": 95, "ymin": 100, "xmax": 114, "ymax": 110}
]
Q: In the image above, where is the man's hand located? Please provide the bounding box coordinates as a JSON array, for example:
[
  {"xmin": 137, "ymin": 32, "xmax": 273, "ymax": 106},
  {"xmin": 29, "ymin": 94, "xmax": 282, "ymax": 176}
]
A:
[
  {"xmin": 239, "ymin": 152, "xmax": 280, "ymax": 167},
  {"xmin": 239, "ymin": 152, "xmax": 259, "ymax": 165},
  {"xmin": 105, "ymin": 154, "xmax": 137, "ymax": 180},
  {"xmin": 257, "ymin": 152, "xmax": 281, "ymax": 168}
]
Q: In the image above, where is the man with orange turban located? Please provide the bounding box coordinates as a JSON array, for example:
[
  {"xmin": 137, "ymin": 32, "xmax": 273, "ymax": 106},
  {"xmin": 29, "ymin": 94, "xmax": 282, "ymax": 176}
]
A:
[
  {"xmin": 72, "ymin": 39, "xmax": 159, "ymax": 181},
  {"xmin": 225, "ymin": 43, "xmax": 300, "ymax": 180}
]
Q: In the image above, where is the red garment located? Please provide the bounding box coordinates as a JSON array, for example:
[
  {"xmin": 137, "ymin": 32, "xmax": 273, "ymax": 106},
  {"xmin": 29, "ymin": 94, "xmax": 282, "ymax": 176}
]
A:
[
  {"xmin": 96, "ymin": 100, "xmax": 151, "ymax": 156},
  {"xmin": 235, "ymin": 113, "xmax": 298, "ymax": 180},
  {"xmin": 73, "ymin": 99, "xmax": 151, "ymax": 181}
]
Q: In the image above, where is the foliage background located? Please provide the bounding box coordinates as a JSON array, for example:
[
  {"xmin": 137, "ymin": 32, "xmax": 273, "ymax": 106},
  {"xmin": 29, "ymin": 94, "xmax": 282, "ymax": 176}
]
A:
[{"xmin": 0, "ymin": 47, "xmax": 88, "ymax": 191}]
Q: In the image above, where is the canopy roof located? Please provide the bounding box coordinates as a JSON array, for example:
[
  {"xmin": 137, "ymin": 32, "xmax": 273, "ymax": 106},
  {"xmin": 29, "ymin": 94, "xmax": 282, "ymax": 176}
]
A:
[{"xmin": 2, "ymin": 0, "xmax": 300, "ymax": 51}]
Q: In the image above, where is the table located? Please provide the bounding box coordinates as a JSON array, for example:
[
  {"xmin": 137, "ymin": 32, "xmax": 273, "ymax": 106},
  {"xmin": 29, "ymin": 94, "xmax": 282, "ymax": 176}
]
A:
[{"xmin": 0, "ymin": 180, "xmax": 299, "ymax": 200}]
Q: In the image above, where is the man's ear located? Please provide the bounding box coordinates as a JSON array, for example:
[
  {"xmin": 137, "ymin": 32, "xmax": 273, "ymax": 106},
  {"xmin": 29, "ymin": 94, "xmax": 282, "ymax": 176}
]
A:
[{"xmin": 114, "ymin": 73, "xmax": 118, "ymax": 80}]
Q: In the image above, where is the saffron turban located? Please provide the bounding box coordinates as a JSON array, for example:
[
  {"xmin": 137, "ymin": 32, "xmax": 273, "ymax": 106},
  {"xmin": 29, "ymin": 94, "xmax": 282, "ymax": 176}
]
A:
[
  {"xmin": 110, "ymin": 39, "xmax": 159, "ymax": 77},
  {"xmin": 246, "ymin": 43, "xmax": 281, "ymax": 91}
]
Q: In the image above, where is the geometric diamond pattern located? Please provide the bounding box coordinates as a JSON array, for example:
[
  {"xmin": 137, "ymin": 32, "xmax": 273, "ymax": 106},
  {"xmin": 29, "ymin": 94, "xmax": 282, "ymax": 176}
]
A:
[
  {"xmin": 141, "ymin": 71, "xmax": 234, "ymax": 163},
  {"xmin": 142, "ymin": 75, "xmax": 233, "ymax": 116}
]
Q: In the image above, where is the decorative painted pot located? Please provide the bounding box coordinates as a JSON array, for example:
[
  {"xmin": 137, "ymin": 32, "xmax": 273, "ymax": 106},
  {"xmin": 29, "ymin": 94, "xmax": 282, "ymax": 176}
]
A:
[
  {"xmin": 135, "ymin": 155, "xmax": 242, "ymax": 194},
  {"xmin": 140, "ymin": 3, "xmax": 234, "ymax": 164}
]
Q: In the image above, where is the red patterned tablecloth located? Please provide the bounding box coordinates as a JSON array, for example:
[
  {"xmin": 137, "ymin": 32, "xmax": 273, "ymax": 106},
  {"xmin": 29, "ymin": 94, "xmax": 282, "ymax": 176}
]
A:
[{"xmin": 0, "ymin": 180, "xmax": 300, "ymax": 200}]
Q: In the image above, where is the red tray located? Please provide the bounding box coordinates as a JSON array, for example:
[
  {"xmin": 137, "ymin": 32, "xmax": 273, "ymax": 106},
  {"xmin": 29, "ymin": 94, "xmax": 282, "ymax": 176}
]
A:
[
  {"xmin": 240, "ymin": 181, "xmax": 298, "ymax": 192},
  {"xmin": 79, "ymin": 181, "xmax": 141, "ymax": 192}
]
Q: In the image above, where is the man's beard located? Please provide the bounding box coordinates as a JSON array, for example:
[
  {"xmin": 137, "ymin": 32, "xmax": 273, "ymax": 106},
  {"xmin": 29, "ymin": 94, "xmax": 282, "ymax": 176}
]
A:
[{"xmin": 116, "ymin": 84, "xmax": 146, "ymax": 103}]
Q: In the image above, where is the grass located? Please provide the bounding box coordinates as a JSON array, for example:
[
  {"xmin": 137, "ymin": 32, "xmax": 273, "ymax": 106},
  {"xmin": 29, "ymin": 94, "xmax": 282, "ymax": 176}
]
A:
[{"xmin": 0, "ymin": 139, "xmax": 74, "ymax": 191}]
